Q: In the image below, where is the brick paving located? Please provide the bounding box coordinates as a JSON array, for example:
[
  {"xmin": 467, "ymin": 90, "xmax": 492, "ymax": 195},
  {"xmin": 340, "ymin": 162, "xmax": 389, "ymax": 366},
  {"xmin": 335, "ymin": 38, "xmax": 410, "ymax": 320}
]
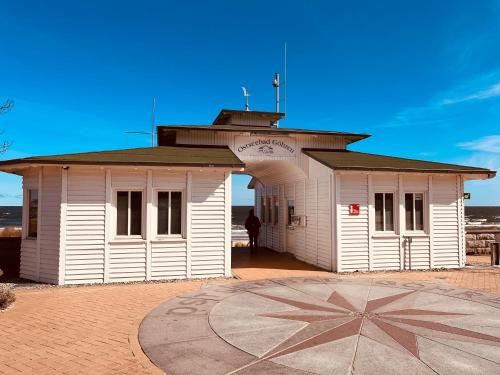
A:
[{"xmin": 0, "ymin": 248, "xmax": 499, "ymax": 374}]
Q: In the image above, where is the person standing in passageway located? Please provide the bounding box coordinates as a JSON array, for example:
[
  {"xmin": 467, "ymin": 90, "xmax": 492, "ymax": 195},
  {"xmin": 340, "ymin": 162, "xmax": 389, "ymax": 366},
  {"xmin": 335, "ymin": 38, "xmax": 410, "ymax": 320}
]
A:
[{"xmin": 245, "ymin": 209, "xmax": 261, "ymax": 251}]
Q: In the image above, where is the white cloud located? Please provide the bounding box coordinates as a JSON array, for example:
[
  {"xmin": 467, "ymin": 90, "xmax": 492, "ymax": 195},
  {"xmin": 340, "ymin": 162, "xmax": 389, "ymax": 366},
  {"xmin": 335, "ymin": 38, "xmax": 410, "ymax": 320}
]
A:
[
  {"xmin": 458, "ymin": 152, "xmax": 500, "ymax": 206},
  {"xmin": 380, "ymin": 72, "xmax": 500, "ymax": 128},
  {"xmin": 459, "ymin": 135, "xmax": 500, "ymax": 153},
  {"xmin": 441, "ymin": 82, "xmax": 500, "ymax": 105}
]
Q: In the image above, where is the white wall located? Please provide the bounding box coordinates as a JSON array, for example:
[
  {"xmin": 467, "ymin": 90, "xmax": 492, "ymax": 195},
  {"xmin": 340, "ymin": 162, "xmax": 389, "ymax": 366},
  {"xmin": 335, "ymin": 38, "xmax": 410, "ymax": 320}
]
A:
[
  {"xmin": 336, "ymin": 172, "xmax": 464, "ymax": 272},
  {"xmin": 39, "ymin": 167, "xmax": 61, "ymax": 283},
  {"xmin": 64, "ymin": 168, "xmax": 106, "ymax": 284},
  {"xmin": 19, "ymin": 167, "xmax": 61, "ymax": 283},
  {"xmin": 190, "ymin": 171, "xmax": 228, "ymax": 278},
  {"xmin": 20, "ymin": 169, "xmax": 40, "ymax": 280},
  {"xmin": 60, "ymin": 167, "xmax": 230, "ymax": 284},
  {"xmin": 254, "ymin": 157, "xmax": 333, "ymax": 271}
]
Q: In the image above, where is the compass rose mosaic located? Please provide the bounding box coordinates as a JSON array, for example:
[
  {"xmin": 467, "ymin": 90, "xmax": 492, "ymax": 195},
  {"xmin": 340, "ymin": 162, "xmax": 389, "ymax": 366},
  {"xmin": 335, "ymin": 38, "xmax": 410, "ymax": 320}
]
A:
[{"xmin": 139, "ymin": 278, "xmax": 500, "ymax": 375}]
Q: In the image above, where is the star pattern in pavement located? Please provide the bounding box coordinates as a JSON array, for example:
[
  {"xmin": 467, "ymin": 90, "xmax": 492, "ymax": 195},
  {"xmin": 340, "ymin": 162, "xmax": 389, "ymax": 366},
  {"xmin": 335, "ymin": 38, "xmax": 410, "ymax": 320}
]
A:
[{"xmin": 252, "ymin": 289, "xmax": 500, "ymax": 360}]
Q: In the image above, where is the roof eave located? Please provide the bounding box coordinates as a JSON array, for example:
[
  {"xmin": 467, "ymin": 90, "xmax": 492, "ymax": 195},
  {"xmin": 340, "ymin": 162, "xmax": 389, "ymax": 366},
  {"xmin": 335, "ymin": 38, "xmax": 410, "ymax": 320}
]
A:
[
  {"xmin": 157, "ymin": 125, "xmax": 371, "ymax": 139},
  {"xmin": 0, "ymin": 160, "xmax": 245, "ymax": 170},
  {"xmin": 331, "ymin": 166, "xmax": 495, "ymax": 175}
]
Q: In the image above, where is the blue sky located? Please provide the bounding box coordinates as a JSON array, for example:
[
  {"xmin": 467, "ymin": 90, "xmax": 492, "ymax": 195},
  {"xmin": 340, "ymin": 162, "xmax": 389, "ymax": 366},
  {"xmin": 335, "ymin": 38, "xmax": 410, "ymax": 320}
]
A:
[{"xmin": 1, "ymin": 0, "xmax": 499, "ymax": 206}]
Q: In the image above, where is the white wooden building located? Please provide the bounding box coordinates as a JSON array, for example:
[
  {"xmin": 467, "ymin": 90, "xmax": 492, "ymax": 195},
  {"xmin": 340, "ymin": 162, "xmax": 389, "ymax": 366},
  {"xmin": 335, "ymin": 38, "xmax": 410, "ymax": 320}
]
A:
[{"xmin": 0, "ymin": 109, "xmax": 495, "ymax": 284}]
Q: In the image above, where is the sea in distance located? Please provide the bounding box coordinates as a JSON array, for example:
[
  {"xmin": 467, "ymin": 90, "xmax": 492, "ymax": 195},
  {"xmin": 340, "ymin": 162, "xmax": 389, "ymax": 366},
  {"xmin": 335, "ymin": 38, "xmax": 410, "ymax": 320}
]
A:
[{"xmin": 1, "ymin": 205, "xmax": 500, "ymax": 229}]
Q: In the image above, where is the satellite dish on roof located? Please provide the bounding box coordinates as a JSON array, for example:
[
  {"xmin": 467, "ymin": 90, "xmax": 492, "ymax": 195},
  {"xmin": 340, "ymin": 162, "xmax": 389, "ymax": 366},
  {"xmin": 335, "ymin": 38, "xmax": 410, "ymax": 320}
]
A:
[{"xmin": 241, "ymin": 86, "xmax": 250, "ymax": 111}]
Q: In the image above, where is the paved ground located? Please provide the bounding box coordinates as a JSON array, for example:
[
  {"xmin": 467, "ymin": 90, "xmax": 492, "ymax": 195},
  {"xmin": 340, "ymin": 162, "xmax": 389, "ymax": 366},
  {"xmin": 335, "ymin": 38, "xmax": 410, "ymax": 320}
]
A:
[
  {"xmin": 140, "ymin": 278, "xmax": 500, "ymax": 374},
  {"xmin": 0, "ymin": 249, "xmax": 499, "ymax": 374},
  {"xmin": 233, "ymin": 248, "xmax": 500, "ymax": 294}
]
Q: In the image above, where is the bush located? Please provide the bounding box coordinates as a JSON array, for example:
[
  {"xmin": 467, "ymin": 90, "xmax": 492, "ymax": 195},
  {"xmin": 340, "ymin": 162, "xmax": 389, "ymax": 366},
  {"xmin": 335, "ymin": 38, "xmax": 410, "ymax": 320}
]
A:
[{"xmin": 0, "ymin": 286, "xmax": 15, "ymax": 310}]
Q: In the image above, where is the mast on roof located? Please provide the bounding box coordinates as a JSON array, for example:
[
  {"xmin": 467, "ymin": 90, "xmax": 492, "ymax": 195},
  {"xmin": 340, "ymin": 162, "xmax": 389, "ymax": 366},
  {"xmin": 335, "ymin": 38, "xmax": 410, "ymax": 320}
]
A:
[
  {"xmin": 241, "ymin": 87, "xmax": 250, "ymax": 111},
  {"xmin": 272, "ymin": 72, "xmax": 280, "ymax": 127}
]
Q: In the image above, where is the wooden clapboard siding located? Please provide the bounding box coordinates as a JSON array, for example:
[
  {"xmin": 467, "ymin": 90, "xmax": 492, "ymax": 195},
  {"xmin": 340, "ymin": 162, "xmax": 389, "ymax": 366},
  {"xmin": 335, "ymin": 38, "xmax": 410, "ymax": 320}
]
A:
[
  {"xmin": 65, "ymin": 168, "xmax": 106, "ymax": 284},
  {"xmin": 151, "ymin": 239, "xmax": 187, "ymax": 280},
  {"xmin": 401, "ymin": 175, "xmax": 431, "ymax": 269},
  {"xmin": 284, "ymin": 183, "xmax": 296, "ymax": 255},
  {"xmin": 20, "ymin": 170, "xmax": 39, "ymax": 280},
  {"xmin": 316, "ymin": 177, "xmax": 332, "ymax": 270},
  {"xmin": 253, "ymin": 156, "xmax": 333, "ymax": 270},
  {"xmin": 304, "ymin": 179, "xmax": 317, "ymax": 265},
  {"xmin": 339, "ymin": 174, "xmax": 369, "ymax": 272},
  {"xmin": 255, "ymin": 170, "xmax": 332, "ymax": 270},
  {"xmin": 190, "ymin": 172, "xmax": 226, "ymax": 277},
  {"xmin": 108, "ymin": 241, "xmax": 147, "ymax": 282},
  {"xmin": 271, "ymin": 185, "xmax": 280, "ymax": 251},
  {"xmin": 432, "ymin": 175, "xmax": 460, "ymax": 268},
  {"xmin": 403, "ymin": 236, "xmax": 430, "ymax": 269},
  {"xmin": 293, "ymin": 181, "xmax": 306, "ymax": 262},
  {"xmin": 371, "ymin": 175, "xmax": 400, "ymax": 271},
  {"xmin": 372, "ymin": 237, "xmax": 400, "ymax": 270},
  {"xmin": 39, "ymin": 167, "xmax": 61, "ymax": 283},
  {"xmin": 19, "ymin": 240, "xmax": 37, "ymax": 280}
]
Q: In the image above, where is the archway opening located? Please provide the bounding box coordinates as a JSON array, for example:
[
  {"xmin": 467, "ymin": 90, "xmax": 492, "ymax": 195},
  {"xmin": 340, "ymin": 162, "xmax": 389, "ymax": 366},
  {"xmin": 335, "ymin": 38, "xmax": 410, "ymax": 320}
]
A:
[{"xmin": 231, "ymin": 173, "xmax": 254, "ymax": 248}]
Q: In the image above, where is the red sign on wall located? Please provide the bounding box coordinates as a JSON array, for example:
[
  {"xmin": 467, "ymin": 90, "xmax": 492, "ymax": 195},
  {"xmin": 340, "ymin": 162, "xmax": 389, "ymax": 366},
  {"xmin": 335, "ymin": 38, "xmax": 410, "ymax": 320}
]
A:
[{"xmin": 349, "ymin": 204, "xmax": 360, "ymax": 216}]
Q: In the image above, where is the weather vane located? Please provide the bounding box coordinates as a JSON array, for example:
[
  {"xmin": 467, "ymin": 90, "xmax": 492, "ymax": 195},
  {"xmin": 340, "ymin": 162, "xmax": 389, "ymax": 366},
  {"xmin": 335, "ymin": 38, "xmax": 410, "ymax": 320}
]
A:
[{"xmin": 241, "ymin": 86, "xmax": 250, "ymax": 111}]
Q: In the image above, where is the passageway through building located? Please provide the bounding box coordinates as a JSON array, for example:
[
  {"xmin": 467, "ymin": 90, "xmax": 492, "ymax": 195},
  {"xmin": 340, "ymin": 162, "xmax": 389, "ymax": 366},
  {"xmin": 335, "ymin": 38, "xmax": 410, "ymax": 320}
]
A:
[{"xmin": 230, "ymin": 165, "xmax": 319, "ymax": 276}]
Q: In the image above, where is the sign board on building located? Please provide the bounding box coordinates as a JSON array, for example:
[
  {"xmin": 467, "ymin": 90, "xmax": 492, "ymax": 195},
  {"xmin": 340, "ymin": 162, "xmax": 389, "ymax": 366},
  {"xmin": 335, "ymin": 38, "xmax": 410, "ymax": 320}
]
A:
[
  {"xmin": 349, "ymin": 204, "xmax": 360, "ymax": 216},
  {"xmin": 234, "ymin": 136, "xmax": 296, "ymax": 158},
  {"xmin": 464, "ymin": 193, "xmax": 471, "ymax": 200}
]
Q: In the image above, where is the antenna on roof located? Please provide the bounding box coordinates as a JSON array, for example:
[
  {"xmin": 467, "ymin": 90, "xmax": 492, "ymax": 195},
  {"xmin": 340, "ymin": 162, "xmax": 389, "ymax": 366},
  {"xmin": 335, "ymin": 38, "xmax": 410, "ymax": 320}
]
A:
[
  {"xmin": 125, "ymin": 97, "xmax": 156, "ymax": 147},
  {"xmin": 151, "ymin": 97, "xmax": 156, "ymax": 147},
  {"xmin": 284, "ymin": 42, "xmax": 287, "ymax": 117},
  {"xmin": 241, "ymin": 87, "xmax": 250, "ymax": 111}
]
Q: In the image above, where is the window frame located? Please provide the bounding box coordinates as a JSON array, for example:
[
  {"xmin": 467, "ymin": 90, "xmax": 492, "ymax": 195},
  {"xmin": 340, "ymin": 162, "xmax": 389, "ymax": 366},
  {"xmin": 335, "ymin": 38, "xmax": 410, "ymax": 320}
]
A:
[
  {"xmin": 155, "ymin": 190, "xmax": 185, "ymax": 238},
  {"xmin": 404, "ymin": 192, "xmax": 426, "ymax": 233},
  {"xmin": 114, "ymin": 189, "xmax": 145, "ymax": 239},
  {"xmin": 26, "ymin": 188, "xmax": 39, "ymax": 239},
  {"xmin": 287, "ymin": 199, "xmax": 295, "ymax": 227},
  {"xmin": 374, "ymin": 192, "xmax": 395, "ymax": 233}
]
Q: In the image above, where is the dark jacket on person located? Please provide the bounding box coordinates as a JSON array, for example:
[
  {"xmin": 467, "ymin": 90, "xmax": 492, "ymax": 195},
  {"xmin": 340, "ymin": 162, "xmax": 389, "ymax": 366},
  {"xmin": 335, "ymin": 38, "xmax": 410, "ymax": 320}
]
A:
[{"xmin": 245, "ymin": 215, "xmax": 261, "ymax": 234}]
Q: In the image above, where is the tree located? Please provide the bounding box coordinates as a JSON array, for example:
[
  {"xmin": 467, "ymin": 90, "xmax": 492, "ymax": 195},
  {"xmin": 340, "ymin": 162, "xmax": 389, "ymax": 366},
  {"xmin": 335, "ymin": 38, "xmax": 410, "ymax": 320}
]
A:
[{"xmin": 0, "ymin": 99, "xmax": 14, "ymax": 154}]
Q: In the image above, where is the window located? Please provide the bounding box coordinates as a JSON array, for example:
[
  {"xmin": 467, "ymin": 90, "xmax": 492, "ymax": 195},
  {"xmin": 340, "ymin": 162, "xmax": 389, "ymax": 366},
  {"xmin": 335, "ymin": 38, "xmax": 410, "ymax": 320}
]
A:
[
  {"xmin": 116, "ymin": 191, "xmax": 143, "ymax": 236},
  {"xmin": 287, "ymin": 199, "xmax": 295, "ymax": 226},
  {"xmin": 158, "ymin": 191, "xmax": 182, "ymax": 235},
  {"xmin": 273, "ymin": 196, "xmax": 279, "ymax": 225},
  {"xmin": 27, "ymin": 189, "xmax": 38, "ymax": 238},
  {"xmin": 405, "ymin": 193, "xmax": 424, "ymax": 231},
  {"xmin": 375, "ymin": 193, "xmax": 394, "ymax": 231}
]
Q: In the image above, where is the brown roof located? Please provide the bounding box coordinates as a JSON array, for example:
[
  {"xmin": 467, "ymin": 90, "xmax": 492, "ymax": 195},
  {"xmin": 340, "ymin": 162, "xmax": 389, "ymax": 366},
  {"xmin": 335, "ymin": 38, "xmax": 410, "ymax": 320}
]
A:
[
  {"xmin": 157, "ymin": 125, "xmax": 370, "ymax": 144},
  {"xmin": 212, "ymin": 109, "xmax": 285, "ymax": 125},
  {"xmin": 303, "ymin": 148, "xmax": 496, "ymax": 176},
  {"xmin": 0, "ymin": 145, "xmax": 245, "ymax": 168}
]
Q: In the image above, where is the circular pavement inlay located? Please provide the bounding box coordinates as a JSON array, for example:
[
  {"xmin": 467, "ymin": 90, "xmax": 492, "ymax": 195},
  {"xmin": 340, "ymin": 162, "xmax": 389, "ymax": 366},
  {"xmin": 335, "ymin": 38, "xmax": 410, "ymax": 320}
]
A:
[{"xmin": 139, "ymin": 278, "xmax": 500, "ymax": 375}]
